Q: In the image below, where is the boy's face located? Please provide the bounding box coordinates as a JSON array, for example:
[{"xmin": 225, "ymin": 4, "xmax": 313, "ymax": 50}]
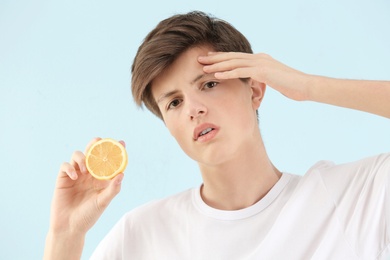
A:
[{"xmin": 151, "ymin": 46, "xmax": 264, "ymax": 167}]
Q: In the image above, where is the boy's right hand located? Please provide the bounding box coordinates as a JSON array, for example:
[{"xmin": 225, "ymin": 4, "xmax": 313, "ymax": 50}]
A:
[{"xmin": 44, "ymin": 138, "xmax": 125, "ymax": 259}]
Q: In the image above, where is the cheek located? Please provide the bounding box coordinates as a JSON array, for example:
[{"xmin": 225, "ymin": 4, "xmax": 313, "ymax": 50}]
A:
[
  {"xmin": 221, "ymin": 95, "xmax": 257, "ymax": 130},
  {"xmin": 217, "ymin": 90, "xmax": 253, "ymax": 115},
  {"xmin": 168, "ymin": 123, "xmax": 194, "ymax": 157},
  {"xmin": 165, "ymin": 118, "xmax": 186, "ymax": 143}
]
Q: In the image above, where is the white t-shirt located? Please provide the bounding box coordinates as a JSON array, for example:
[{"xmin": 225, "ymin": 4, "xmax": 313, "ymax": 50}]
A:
[{"xmin": 91, "ymin": 153, "xmax": 390, "ymax": 260}]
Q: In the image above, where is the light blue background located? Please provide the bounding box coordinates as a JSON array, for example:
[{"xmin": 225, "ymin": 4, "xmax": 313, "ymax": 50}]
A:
[{"xmin": 1, "ymin": 0, "xmax": 389, "ymax": 259}]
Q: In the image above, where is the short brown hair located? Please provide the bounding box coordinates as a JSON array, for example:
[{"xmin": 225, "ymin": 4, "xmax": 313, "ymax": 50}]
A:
[{"xmin": 131, "ymin": 11, "xmax": 253, "ymax": 119}]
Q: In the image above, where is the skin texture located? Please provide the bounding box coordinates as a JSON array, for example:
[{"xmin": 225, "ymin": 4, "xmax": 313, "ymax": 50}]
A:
[{"xmin": 44, "ymin": 46, "xmax": 390, "ymax": 259}]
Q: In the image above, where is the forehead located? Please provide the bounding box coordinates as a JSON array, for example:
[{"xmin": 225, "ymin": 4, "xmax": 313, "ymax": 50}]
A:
[{"xmin": 151, "ymin": 46, "xmax": 213, "ymax": 100}]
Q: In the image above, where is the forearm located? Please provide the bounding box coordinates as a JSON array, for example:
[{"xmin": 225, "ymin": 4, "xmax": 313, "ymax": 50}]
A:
[
  {"xmin": 307, "ymin": 76, "xmax": 390, "ymax": 118},
  {"xmin": 43, "ymin": 230, "xmax": 85, "ymax": 260}
]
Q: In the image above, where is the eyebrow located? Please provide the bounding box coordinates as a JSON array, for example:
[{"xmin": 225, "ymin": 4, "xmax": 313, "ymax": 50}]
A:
[
  {"xmin": 191, "ymin": 73, "xmax": 206, "ymax": 85},
  {"xmin": 156, "ymin": 73, "xmax": 214, "ymax": 104},
  {"xmin": 191, "ymin": 73, "xmax": 215, "ymax": 85},
  {"xmin": 156, "ymin": 90, "xmax": 180, "ymax": 104}
]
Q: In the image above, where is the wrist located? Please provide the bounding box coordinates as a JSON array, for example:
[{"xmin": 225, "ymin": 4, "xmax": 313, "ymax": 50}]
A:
[
  {"xmin": 44, "ymin": 229, "xmax": 86, "ymax": 260},
  {"xmin": 303, "ymin": 74, "xmax": 324, "ymax": 102}
]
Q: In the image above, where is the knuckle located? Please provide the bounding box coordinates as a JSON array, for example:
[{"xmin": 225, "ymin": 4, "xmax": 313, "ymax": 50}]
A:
[
  {"xmin": 96, "ymin": 197, "xmax": 109, "ymax": 211},
  {"xmin": 60, "ymin": 161, "xmax": 71, "ymax": 170},
  {"xmin": 257, "ymin": 53, "xmax": 271, "ymax": 59},
  {"xmin": 72, "ymin": 150, "xmax": 85, "ymax": 161},
  {"xmin": 59, "ymin": 162, "xmax": 75, "ymax": 176}
]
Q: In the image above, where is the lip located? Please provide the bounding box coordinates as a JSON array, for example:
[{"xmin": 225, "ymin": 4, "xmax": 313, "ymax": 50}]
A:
[{"xmin": 193, "ymin": 123, "xmax": 219, "ymax": 142}]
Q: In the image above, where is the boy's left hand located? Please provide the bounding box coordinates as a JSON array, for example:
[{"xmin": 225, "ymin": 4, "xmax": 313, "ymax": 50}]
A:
[
  {"xmin": 199, "ymin": 51, "xmax": 390, "ymax": 118},
  {"xmin": 199, "ymin": 52, "xmax": 311, "ymax": 101}
]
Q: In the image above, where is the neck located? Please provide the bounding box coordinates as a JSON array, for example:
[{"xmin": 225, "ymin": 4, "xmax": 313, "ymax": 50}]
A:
[{"xmin": 198, "ymin": 135, "xmax": 281, "ymax": 211}]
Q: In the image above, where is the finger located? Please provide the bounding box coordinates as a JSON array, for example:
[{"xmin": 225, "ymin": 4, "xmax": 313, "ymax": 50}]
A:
[
  {"xmin": 203, "ymin": 58, "xmax": 259, "ymax": 74},
  {"xmin": 198, "ymin": 52, "xmax": 254, "ymax": 64},
  {"xmin": 214, "ymin": 67, "xmax": 254, "ymax": 80},
  {"xmin": 70, "ymin": 151, "xmax": 87, "ymax": 174},
  {"xmin": 59, "ymin": 162, "xmax": 78, "ymax": 180},
  {"xmin": 118, "ymin": 140, "xmax": 126, "ymax": 148},
  {"xmin": 84, "ymin": 137, "xmax": 102, "ymax": 154},
  {"xmin": 96, "ymin": 173, "xmax": 124, "ymax": 211}
]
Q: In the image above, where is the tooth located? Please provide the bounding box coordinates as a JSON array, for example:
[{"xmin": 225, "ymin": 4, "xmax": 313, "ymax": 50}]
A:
[{"xmin": 200, "ymin": 128, "xmax": 212, "ymax": 136}]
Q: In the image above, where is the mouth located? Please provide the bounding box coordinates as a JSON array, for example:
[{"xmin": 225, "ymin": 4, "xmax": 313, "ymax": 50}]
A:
[
  {"xmin": 193, "ymin": 124, "xmax": 219, "ymax": 142},
  {"xmin": 199, "ymin": 127, "xmax": 214, "ymax": 137}
]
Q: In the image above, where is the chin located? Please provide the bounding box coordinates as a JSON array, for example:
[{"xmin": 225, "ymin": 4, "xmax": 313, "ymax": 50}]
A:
[{"xmin": 195, "ymin": 150, "xmax": 235, "ymax": 168}]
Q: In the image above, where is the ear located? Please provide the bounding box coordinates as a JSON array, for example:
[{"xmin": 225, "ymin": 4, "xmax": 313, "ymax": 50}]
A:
[{"xmin": 250, "ymin": 79, "xmax": 266, "ymax": 110}]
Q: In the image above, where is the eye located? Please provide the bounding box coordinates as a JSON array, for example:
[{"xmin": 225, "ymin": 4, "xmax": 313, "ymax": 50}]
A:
[
  {"xmin": 167, "ymin": 99, "xmax": 182, "ymax": 110},
  {"xmin": 203, "ymin": 81, "xmax": 218, "ymax": 90}
]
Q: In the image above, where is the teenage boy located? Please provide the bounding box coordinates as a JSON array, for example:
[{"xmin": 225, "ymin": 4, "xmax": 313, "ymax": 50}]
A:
[{"xmin": 44, "ymin": 11, "xmax": 390, "ymax": 259}]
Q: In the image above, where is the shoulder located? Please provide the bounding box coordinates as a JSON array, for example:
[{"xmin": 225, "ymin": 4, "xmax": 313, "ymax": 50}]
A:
[
  {"xmin": 303, "ymin": 152, "xmax": 390, "ymax": 206},
  {"xmin": 306, "ymin": 152, "xmax": 390, "ymax": 182},
  {"xmin": 305, "ymin": 153, "xmax": 390, "ymax": 255},
  {"xmin": 291, "ymin": 153, "xmax": 390, "ymax": 208}
]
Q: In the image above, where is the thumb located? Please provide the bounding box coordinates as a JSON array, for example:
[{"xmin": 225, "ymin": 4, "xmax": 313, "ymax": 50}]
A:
[{"xmin": 97, "ymin": 173, "xmax": 124, "ymax": 211}]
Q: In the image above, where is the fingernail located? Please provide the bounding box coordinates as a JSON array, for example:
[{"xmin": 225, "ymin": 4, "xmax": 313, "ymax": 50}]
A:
[
  {"xmin": 116, "ymin": 174, "xmax": 124, "ymax": 185},
  {"xmin": 71, "ymin": 172, "xmax": 78, "ymax": 180}
]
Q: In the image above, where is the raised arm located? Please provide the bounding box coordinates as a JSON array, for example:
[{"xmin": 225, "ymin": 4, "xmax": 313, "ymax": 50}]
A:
[
  {"xmin": 306, "ymin": 77, "xmax": 390, "ymax": 118},
  {"xmin": 199, "ymin": 52, "xmax": 390, "ymax": 118},
  {"xmin": 44, "ymin": 138, "xmax": 124, "ymax": 260}
]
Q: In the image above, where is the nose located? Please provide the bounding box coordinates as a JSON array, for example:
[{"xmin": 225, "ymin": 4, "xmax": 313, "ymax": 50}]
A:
[{"xmin": 186, "ymin": 97, "xmax": 207, "ymax": 120}]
